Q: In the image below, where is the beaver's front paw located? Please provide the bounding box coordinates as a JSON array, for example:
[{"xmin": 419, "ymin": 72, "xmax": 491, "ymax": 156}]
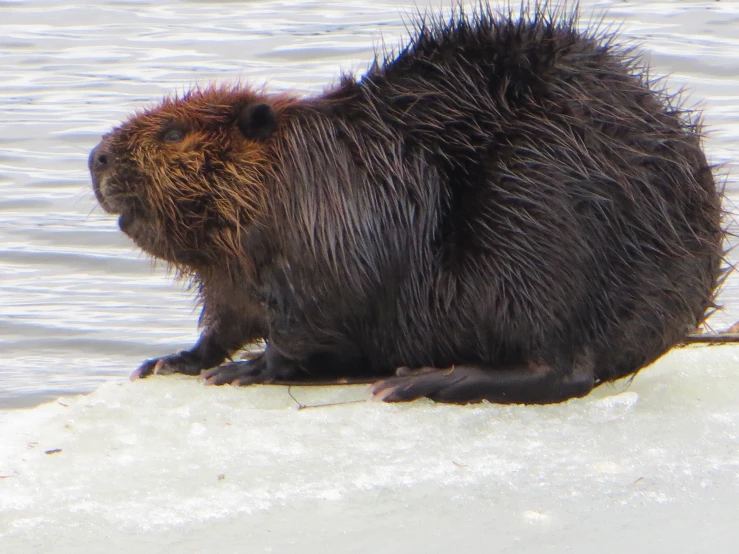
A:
[
  {"xmin": 202, "ymin": 344, "xmax": 308, "ymax": 386},
  {"xmin": 131, "ymin": 351, "xmax": 205, "ymax": 381},
  {"xmin": 201, "ymin": 357, "xmax": 274, "ymax": 386}
]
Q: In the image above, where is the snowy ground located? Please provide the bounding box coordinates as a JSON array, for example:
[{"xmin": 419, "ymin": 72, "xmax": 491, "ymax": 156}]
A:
[{"xmin": 1, "ymin": 345, "xmax": 737, "ymax": 553}]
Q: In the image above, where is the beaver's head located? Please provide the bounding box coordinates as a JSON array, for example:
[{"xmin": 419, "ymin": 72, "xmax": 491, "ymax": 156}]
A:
[{"xmin": 89, "ymin": 87, "xmax": 287, "ymax": 269}]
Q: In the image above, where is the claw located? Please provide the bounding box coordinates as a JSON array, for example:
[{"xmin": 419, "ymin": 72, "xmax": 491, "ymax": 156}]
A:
[
  {"xmin": 369, "ymin": 384, "xmax": 398, "ymax": 402},
  {"xmin": 153, "ymin": 359, "xmax": 166, "ymax": 375},
  {"xmin": 130, "ymin": 359, "xmax": 157, "ymax": 381},
  {"xmin": 129, "ymin": 366, "xmax": 146, "ymax": 381}
]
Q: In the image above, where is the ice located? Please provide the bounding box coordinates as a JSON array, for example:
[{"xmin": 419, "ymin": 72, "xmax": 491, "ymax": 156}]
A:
[{"xmin": 1, "ymin": 345, "xmax": 738, "ymax": 552}]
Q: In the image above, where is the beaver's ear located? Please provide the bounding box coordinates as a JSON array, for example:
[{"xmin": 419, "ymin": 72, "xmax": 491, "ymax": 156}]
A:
[{"xmin": 237, "ymin": 103, "xmax": 277, "ymax": 141}]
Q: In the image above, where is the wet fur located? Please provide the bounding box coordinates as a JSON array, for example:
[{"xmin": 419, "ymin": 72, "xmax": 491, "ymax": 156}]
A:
[{"xmin": 90, "ymin": 2, "xmax": 725, "ymax": 402}]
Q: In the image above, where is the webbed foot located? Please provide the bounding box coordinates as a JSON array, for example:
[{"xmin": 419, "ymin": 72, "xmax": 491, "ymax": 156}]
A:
[{"xmin": 369, "ymin": 361, "xmax": 594, "ymax": 405}]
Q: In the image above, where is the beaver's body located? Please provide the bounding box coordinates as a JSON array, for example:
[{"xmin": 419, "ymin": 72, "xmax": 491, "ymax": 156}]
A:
[{"xmin": 89, "ymin": 4, "xmax": 724, "ymax": 404}]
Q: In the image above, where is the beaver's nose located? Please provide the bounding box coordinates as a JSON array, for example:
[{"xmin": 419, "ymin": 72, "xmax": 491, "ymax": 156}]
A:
[{"xmin": 88, "ymin": 143, "xmax": 113, "ymax": 175}]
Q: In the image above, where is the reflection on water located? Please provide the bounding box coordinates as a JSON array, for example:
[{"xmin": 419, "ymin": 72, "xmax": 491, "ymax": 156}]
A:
[{"xmin": 1, "ymin": 0, "xmax": 738, "ymax": 408}]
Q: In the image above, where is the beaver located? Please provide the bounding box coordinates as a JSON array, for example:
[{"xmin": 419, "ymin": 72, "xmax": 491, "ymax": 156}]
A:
[{"xmin": 89, "ymin": 2, "xmax": 724, "ymax": 404}]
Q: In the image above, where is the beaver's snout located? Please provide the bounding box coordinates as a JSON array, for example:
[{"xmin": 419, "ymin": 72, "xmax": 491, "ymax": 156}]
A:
[
  {"xmin": 88, "ymin": 141, "xmax": 113, "ymax": 186},
  {"xmin": 89, "ymin": 141, "xmax": 120, "ymax": 213}
]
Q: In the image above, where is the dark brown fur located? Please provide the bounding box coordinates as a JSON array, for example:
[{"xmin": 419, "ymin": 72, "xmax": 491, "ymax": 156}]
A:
[{"xmin": 89, "ymin": 3, "xmax": 725, "ymax": 404}]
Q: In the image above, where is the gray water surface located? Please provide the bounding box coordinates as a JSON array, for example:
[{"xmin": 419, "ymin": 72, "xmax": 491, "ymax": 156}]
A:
[{"xmin": 1, "ymin": 0, "xmax": 738, "ymax": 408}]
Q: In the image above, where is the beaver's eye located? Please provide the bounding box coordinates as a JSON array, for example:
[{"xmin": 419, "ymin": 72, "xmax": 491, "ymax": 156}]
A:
[
  {"xmin": 158, "ymin": 122, "xmax": 187, "ymax": 144},
  {"xmin": 162, "ymin": 128, "xmax": 185, "ymax": 144}
]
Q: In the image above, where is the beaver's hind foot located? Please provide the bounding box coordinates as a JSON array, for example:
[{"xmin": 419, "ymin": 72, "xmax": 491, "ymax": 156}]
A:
[{"xmin": 370, "ymin": 361, "xmax": 595, "ymax": 405}]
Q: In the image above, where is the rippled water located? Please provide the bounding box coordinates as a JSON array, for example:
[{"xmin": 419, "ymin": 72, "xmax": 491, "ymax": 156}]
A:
[{"xmin": 1, "ymin": 0, "xmax": 738, "ymax": 408}]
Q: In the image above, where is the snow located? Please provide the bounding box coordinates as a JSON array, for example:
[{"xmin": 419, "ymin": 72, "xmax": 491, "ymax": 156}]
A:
[{"xmin": 1, "ymin": 345, "xmax": 737, "ymax": 552}]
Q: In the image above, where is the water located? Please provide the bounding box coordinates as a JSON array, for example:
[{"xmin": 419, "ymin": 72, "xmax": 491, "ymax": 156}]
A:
[{"xmin": 1, "ymin": 1, "xmax": 739, "ymax": 551}]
